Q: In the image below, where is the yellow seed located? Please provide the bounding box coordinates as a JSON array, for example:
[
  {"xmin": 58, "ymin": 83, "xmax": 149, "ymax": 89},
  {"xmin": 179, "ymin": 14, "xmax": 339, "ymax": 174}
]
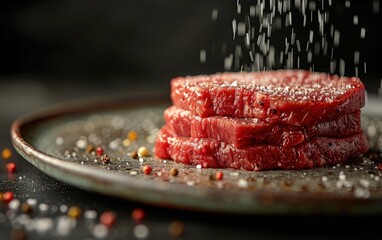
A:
[
  {"xmin": 68, "ymin": 206, "xmax": 82, "ymax": 219},
  {"xmin": 2, "ymin": 148, "xmax": 12, "ymax": 160},
  {"xmin": 138, "ymin": 146, "xmax": 149, "ymax": 157},
  {"xmin": 127, "ymin": 130, "xmax": 138, "ymax": 141},
  {"xmin": 123, "ymin": 139, "xmax": 131, "ymax": 146},
  {"xmin": 169, "ymin": 168, "xmax": 179, "ymax": 177}
]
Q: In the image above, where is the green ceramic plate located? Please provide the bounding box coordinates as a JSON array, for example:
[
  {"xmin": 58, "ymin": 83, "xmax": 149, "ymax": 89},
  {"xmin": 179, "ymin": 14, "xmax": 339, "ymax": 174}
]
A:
[{"xmin": 11, "ymin": 94, "xmax": 382, "ymax": 215}]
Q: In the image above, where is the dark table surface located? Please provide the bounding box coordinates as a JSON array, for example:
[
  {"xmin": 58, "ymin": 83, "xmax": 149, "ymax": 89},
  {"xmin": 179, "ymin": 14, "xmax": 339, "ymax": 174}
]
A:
[{"xmin": 1, "ymin": 79, "xmax": 382, "ymax": 240}]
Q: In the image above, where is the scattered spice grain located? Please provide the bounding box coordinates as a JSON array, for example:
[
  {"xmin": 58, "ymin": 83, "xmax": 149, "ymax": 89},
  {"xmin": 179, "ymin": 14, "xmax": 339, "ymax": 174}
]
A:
[
  {"xmin": 215, "ymin": 171, "xmax": 223, "ymax": 181},
  {"xmin": 101, "ymin": 154, "xmax": 110, "ymax": 165},
  {"xmin": 6, "ymin": 162, "xmax": 16, "ymax": 173},
  {"xmin": 142, "ymin": 165, "xmax": 152, "ymax": 175},
  {"xmin": 131, "ymin": 208, "xmax": 145, "ymax": 222},
  {"xmin": 131, "ymin": 151, "xmax": 138, "ymax": 159},
  {"xmin": 96, "ymin": 147, "xmax": 104, "ymax": 156},
  {"xmin": 100, "ymin": 211, "xmax": 117, "ymax": 228},
  {"xmin": 2, "ymin": 191, "xmax": 14, "ymax": 203},
  {"xmin": 128, "ymin": 130, "xmax": 138, "ymax": 141},
  {"xmin": 169, "ymin": 168, "xmax": 179, "ymax": 177},
  {"xmin": 168, "ymin": 220, "xmax": 185, "ymax": 237},
  {"xmin": 2, "ymin": 148, "xmax": 12, "ymax": 160},
  {"xmin": 138, "ymin": 147, "xmax": 149, "ymax": 157},
  {"xmin": 86, "ymin": 144, "xmax": 94, "ymax": 154},
  {"xmin": 68, "ymin": 206, "xmax": 82, "ymax": 219}
]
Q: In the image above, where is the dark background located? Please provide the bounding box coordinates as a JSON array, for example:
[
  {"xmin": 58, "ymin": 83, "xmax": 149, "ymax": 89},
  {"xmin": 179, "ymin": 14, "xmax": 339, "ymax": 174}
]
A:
[{"xmin": 0, "ymin": 0, "xmax": 381, "ymax": 95}]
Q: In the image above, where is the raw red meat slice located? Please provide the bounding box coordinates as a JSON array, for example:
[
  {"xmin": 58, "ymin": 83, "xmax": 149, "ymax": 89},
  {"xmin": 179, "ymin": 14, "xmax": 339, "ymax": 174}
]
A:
[
  {"xmin": 154, "ymin": 128, "xmax": 368, "ymax": 171},
  {"xmin": 171, "ymin": 70, "xmax": 365, "ymax": 126},
  {"xmin": 164, "ymin": 106, "xmax": 362, "ymax": 148}
]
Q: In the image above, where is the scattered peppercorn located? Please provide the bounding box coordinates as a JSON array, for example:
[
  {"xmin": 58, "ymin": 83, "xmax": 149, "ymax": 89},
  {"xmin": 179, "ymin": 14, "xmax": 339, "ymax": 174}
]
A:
[
  {"xmin": 169, "ymin": 168, "xmax": 179, "ymax": 177},
  {"xmin": 68, "ymin": 206, "xmax": 82, "ymax": 219},
  {"xmin": 131, "ymin": 151, "xmax": 138, "ymax": 159},
  {"xmin": 101, "ymin": 154, "xmax": 111, "ymax": 165},
  {"xmin": 128, "ymin": 130, "xmax": 138, "ymax": 141},
  {"xmin": 96, "ymin": 147, "xmax": 104, "ymax": 156},
  {"xmin": 131, "ymin": 208, "xmax": 145, "ymax": 222},
  {"xmin": 86, "ymin": 144, "xmax": 95, "ymax": 154},
  {"xmin": 142, "ymin": 165, "xmax": 152, "ymax": 175},
  {"xmin": 215, "ymin": 171, "xmax": 223, "ymax": 181},
  {"xmin": 378, "ymin": 163, "xmax": 382, "ymax": 171},
  {"xmin": 100, "ymin": 211, "xmax": 117, "ymax": 228},
  {"xmin": 6, "ymin": 162, "xmax": 16, "ymax": 173},
  {"xmin": 2, "ymin": 148, "xmax": 12, "ymax": 160},
  {"xmin": 138, "ymin": 146, "xmax": 149, "ymax": 157},
  {"xmin": 2, "ymin": 191, "xmax": 14, "ymax": 203},
  {"xmin": 168, "ymin": 220, "xmax": 185, "ymax": 237},
  {"xmin": 21, "ymin": 202, "xmax": 32, "ymax": 214}
]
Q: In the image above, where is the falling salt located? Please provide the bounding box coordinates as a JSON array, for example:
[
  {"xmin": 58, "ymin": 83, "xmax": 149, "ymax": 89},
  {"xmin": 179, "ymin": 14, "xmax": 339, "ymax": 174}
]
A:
[
  {"xmin": 373, "ymin": 0, "xmax": 380, "ymax": 14},
  {"xmin": 249, "ymin": 5, "xmax": 256, "ymax": 16},
  {"xmin": 237, "ymin": 22, "xmax": 246, "ymax": 36},
  {"xmin": 353, "ymin": 15, "xmax": 358, "ymax": 25},
  {"xmin": 333, "ymin": 30, "xmax": 340, "ymax": 46},
  {"xmin": 354, "ymin": 51, "xmax": 360, "ymax": 65},
  {"xmin": 200, "ymin": 49, "xmax": 206, "ymax": 63},
  {"xmin": 212, "ymin": 9, "xmax": 218, "ymax": 20},
  {"xmin": 232, "ymin": 19, "xmax": 237, "ymax": 39},
  {"xmin": 224, "ymin": 54, "xmax": 233, "ymax": 70},
  {"xmin": 339, "ymin": 59, "xmax": 345, "ymax": 76},
  {"xmin": 360, "ymin": 28, "xmax": 366, "ymax": 38}
]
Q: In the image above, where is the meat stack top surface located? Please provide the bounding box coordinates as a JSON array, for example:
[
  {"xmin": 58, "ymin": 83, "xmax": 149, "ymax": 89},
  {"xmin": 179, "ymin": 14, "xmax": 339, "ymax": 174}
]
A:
[{"xmin": 155, "ymin": 70, "xmax": 368, "ymax": 171}]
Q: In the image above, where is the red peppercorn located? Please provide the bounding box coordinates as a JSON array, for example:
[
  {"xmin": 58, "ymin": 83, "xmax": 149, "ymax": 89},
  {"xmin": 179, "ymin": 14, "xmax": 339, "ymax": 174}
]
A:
[
  {"xmin": 96, "ymin": 147, "xmax": 104, "ymax": 156},
  {"xmin": 142, "ymin": 165, "xmax": 152, "ymax": 175},
  {"xmin": 131, "ymin": 208, "xmax": 145, "ymax": 222},
  {"xmin": 378, "ymin": 163, "xmax": 382, "ymax": 171},
  {"xmin": 2, "ymin": 191, "xmax": 14, "ymax": 203},
  {"xmin": 6, "ymin": 162, "xmax": 16, "ymax": 173},
  {"xmin": 100, "ymin": 211, "xmax": 117, "ymax": 228},
  {"xmin": 215, "ymin": 171, "xmax": 223, "ymax": 181}
]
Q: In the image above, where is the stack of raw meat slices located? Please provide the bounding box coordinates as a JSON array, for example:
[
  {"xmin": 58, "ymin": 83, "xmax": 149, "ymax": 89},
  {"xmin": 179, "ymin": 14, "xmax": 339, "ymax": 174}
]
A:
[{"xmin": 154, "ymin": 70, "xmax": 369, "ymax": 171}]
